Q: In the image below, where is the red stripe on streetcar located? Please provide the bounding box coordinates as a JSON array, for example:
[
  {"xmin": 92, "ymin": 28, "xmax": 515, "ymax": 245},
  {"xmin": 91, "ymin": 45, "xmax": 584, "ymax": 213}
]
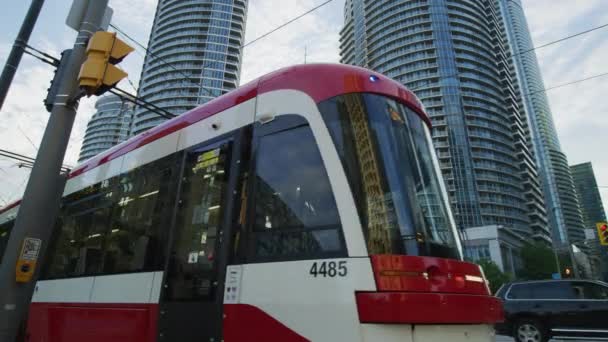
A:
[
  {"xmin": 26, "ymin": 302, "xmax": 159, "ymax": 342},
  {"xmin": 69, "ymin": 64, "xmax": 428, "ymax": 179},
  {"xmin": 355, "ymin": 292, "xmax": 504, "ymax": 324},
  {"xmin": 223, "ymin": 304, "xmax": 309, "ymax": 342}
]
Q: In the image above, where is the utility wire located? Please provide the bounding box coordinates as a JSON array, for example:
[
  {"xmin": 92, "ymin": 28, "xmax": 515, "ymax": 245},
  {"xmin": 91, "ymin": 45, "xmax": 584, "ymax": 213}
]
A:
[
  {"xmin": 411, "ymin": 21, "xmax": 608, "ymax": 92},
  {"xmin": 0, "ymin": 152, "xmax": 37, "ymax": 166},
  {"xmin": 516, "ymin": 22, "xmax": 608, "ymax": 56},
  {"xmin": 110, "ymin": 0, "xmax": 337, "ymax": 99},
  {"xmin": 0, "ymin": 149, "xmax": 71, "ymax": 171},
  {"xmin": 0, "ymin": 194, "xmax": 7, "ymax": 206},
  {"xmin": 17, "ymin": 125, "xmax": 38, "ymax": 152},
  {"xmin": 528, "ymin": 72, "xmax": 608, "ymax": 96},
  {"xmin": 242, "ymin": 0, "xmax": 335, "ymax": 48},
  {"xmin": 24, "ymin": 44, "xmax": 60, "ymax": 64},
  {"xmin": 12, "ymin": 44, "xmax": 177, "ymax": 123},
  {"xmin": 110, "ymin": 87, "xmax": 177, "ymax": 120},
  {"xmin": 109, "ymin": 23, "xmax": 216, "ymax": 99},
  {"xmin": 7, "ymin": 177, "xmax": 28, "ymax": 205},
  {"xmin": 113, "ymin": 86, "xmax": 176, "ymax": 118},
  {"xmin": 22, "ymin": 48, "xmax": 57, "ymax": 67}
]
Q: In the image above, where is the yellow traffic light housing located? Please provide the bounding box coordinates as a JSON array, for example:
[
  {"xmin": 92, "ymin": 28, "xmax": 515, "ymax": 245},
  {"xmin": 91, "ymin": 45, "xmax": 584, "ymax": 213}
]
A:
[
  {"xmin": 597, "ymin": 222, "xmax": 608, "ymax": 246},
  {"xmin": 78, "ymin": 31, "xmax": 133, "ymax": 96}
]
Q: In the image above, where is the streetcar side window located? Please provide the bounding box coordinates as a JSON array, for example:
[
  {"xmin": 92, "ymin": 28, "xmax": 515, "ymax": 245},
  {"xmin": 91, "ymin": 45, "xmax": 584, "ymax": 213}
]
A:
[
  {"xmin": 249, "ymin": 119, "xmax": 345, "ymax": 261},
  {"xmin": 43, "ymin": 154, "xmax": 180, "ymax": 279}
]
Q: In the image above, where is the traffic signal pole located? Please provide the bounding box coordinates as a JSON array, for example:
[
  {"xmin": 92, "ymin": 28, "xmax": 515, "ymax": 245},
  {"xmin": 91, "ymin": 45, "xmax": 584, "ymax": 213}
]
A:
[
  {"xmin": 0, "ymin": 0, "xmax": 109, "ymax": 340},
  {"xmin": 0, "ymin": 0, "xmax": 45, "ymax": 111}
]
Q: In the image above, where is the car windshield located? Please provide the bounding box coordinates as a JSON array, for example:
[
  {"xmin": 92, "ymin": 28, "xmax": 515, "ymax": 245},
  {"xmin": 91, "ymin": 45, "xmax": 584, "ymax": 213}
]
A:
[{"xmin": 320, "ymin": 93, "xmax": 460, "ymax": 259}]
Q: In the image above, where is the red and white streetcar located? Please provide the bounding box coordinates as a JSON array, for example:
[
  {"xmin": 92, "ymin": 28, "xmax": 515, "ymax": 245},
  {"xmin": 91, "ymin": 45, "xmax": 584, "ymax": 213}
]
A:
[{"xmin": 0, "ymin": 64, "xmax": 503, "ymax": 341}]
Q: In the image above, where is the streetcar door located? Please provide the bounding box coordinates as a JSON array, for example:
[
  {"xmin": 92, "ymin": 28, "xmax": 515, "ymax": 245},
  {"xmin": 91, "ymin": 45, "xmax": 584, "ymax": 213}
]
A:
[{"xmin": 158, "ymin": 135, "xmax": 243, "ymax": 342}]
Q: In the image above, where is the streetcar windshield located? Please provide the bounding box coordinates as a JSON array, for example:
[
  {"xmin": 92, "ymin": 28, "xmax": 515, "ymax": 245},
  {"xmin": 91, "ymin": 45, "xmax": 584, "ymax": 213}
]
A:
[{"xmin": 320, "ymin": 93, "xmax": 460, "ymax": 259}]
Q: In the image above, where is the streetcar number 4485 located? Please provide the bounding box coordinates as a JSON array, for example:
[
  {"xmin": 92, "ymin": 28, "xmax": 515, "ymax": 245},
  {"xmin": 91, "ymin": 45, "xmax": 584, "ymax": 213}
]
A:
[{"xmin": 309, "ymin": 261, "xmax": 347, "ymax": 277}]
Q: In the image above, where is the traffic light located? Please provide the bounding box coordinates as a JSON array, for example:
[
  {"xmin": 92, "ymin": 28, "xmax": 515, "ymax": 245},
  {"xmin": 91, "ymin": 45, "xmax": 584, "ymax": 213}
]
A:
[
  {"xmin": 597, "ymin": 222, "xmax": 608, "ymax": 246},
  {"xmin": 78, "ymin": 31, "xmax": 133, "ymax": 96},
  {"xmin": 564, "ymin": 267, "xmax": 572, "ymax": 278},
  {"xmin": 44, "ymin": 49, "xmax": 72, "ymax": 112}
]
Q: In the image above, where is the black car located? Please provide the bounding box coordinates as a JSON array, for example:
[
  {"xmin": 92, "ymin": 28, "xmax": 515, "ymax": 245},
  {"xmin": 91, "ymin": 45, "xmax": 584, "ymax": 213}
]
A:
[{"xmin": 495, "ymin": 279, "xmax": 608, "ymax": 342}]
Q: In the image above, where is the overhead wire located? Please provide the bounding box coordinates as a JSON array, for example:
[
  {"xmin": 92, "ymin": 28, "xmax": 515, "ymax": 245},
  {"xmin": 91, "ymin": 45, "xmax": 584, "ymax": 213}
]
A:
[
  {"xmin": 109, "ymin": 23, "xmax": 217, "ymax": 99},
  {"xmin": 22, "ymin": 48, "xmax": 57, "ymax": 67},
  {"xmin": 23, "ymin": 44, "xmax": 60, "ymax": 64},
  {"xmin": 110, "ymin": 0, "xmax": 338, "ymax": 101},
  {"xmin": 516, "ymin": 22, "xmax": 608, "ymax": 56},
  {"xmin": 527, "ymin": 72, "xmax": 608, "ymax": 96},
  {"xmin": 0, "ymin": 149, "xmax": 71, "ymax": 172},
  {"xmin": 411, "ymin": 21, "xmax": 608, "ymax": 92},
  {"xmin": 110, "ymin": 87, "xmax": 176, "ymax": 120},
  {"xmin": 241, "ymin": 0, "xmax": 335, "ymax": 48},
  {"xmin": 17, "ymin": 125, "xmax": 38, "ymax": 153}
]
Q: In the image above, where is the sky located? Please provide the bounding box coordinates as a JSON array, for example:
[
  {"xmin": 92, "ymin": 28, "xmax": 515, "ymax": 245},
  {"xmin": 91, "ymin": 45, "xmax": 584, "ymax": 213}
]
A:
[{"xmin": 0, "ymin": 0, "xmax": 607, "ymax": 216}]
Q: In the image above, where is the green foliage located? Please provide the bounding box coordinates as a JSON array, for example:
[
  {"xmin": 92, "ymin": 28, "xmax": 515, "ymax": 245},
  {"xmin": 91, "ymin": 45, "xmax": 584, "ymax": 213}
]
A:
[
  {"xmin": 477, "ymin": 258, "xmax": 511, "ymax": 294},
  {"xmin": 520, "ymin": 241, "xmax": 558, "ymax": 280}
]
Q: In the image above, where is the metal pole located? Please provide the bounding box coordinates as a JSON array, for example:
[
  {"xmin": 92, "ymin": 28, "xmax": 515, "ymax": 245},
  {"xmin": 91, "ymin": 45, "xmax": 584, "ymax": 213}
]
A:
[
  {"xmin": 0, "ymin": 1, "xmax": 109, "ymax": 340},
  {"xmin": 0, "ymin": 0, "xmax": 45, "ymax": 111}
]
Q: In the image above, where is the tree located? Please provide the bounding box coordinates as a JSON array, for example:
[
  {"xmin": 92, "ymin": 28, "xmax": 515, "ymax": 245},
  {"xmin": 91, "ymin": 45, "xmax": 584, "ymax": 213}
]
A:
[
  {"xmin": 520, "ymin": 241, "xmax": 558, "ymax": 280},
  {"xmin": 477, "ymin": 258, "xmax": 511, "ymax": 294}
]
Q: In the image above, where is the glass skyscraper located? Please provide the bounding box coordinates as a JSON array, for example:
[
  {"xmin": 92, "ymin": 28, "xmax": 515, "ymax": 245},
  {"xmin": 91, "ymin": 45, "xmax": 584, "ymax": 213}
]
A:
[
  {"xmin": 131, "ymin": 0, "xmax": 248, "ymax": 136},
  {"xmin": 78, "ymin": 94, "xmax": 134, "ymax": 163},
  {"xmin": 501, "ymin": 0, "xmax": 585, "ymax": 247},
  {"xmin": 340, "ymin": 0, "xmax": 550, "ymax": 241}
]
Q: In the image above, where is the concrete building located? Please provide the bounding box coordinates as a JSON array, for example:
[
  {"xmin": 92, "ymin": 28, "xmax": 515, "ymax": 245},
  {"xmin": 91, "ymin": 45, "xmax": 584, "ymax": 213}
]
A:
[
  {"xmin": 502, "ymin": 0, "xmax": 586, "ymax": 249},
  {"xmin": 78, "ymin": 95, "xmax": 134, "ymax": 163},
  {"xmin": 463, "ymin": 225, "xmax": 526, "ymax": 276},
  {"xmin": 131, "ymin": 0, "xmax": 248, "ymax": 136},
  {"xmin": 340, "ymin": 0, "xmax": 550, "ymax": 242}
]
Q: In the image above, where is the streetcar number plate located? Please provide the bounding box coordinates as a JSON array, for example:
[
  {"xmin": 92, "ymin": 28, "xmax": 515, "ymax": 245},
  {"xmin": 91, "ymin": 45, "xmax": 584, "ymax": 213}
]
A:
[{"xmin": 309, "ymin": 261, "xmax": 347, "ymax": 277}]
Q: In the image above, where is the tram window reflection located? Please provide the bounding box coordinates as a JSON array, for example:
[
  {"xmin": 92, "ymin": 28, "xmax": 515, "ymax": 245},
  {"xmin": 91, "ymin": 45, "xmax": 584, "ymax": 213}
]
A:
[{"xmin": 251, "ymin": 123, "xmax": 345, "ymax": 261}]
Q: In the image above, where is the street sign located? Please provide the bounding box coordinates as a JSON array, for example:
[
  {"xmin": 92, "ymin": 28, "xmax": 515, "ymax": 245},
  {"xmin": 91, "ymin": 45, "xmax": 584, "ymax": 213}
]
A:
[{"xmin": 67, "ymin": 0, "xmax": 112, "ymax": 31}]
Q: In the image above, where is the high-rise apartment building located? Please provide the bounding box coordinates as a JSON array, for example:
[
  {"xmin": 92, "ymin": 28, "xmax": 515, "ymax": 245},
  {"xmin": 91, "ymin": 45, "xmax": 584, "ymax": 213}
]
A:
[
  {"xmin": 78, "ymin": 94, "xmax": 134, "ymax": 163},
  {"xmin": 131, "ymin": 0, "xmax": 248, "ymax": 136},
  {"xmin": 340, "ymin": 0, "xmax": 550, "ymax": 241},
  {"xmin": 571, "ymin": 162, "xmax": 606, "ymax": 229},
  {"xmin": 501, "ymin": 0, "xmax": 585, "ymax": 247},
  {"xmin": 571, "ymin": 162, "xmax": 608, "ymax": 280}
]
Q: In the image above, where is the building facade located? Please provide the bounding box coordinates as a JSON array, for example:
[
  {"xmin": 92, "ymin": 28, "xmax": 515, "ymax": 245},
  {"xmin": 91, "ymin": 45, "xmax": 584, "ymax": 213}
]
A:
[
  {"xmin": 463, "ymin": 225, "xmax": 526, "ymax": 276},
  {"xmin": 78, "ymin": 95, "xmax": 134, "ymax": 163},
  {"xmin": 340, "ymin": 0, "xmax": 550, "ymax": 241},
  {"xmin": 131, "ymin": 0, "xmax": 248, "ymax": 136},
  {"xmin": 571, "ymin": 162, "xmax": 607, "ymax": 280},
  {"xmin": 501, "ymin": 0, "xmax": 586, "ymax": 247},
  {"xmin": 571, "ymin": 162, "xmax": 607, "ymax": 229}
]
